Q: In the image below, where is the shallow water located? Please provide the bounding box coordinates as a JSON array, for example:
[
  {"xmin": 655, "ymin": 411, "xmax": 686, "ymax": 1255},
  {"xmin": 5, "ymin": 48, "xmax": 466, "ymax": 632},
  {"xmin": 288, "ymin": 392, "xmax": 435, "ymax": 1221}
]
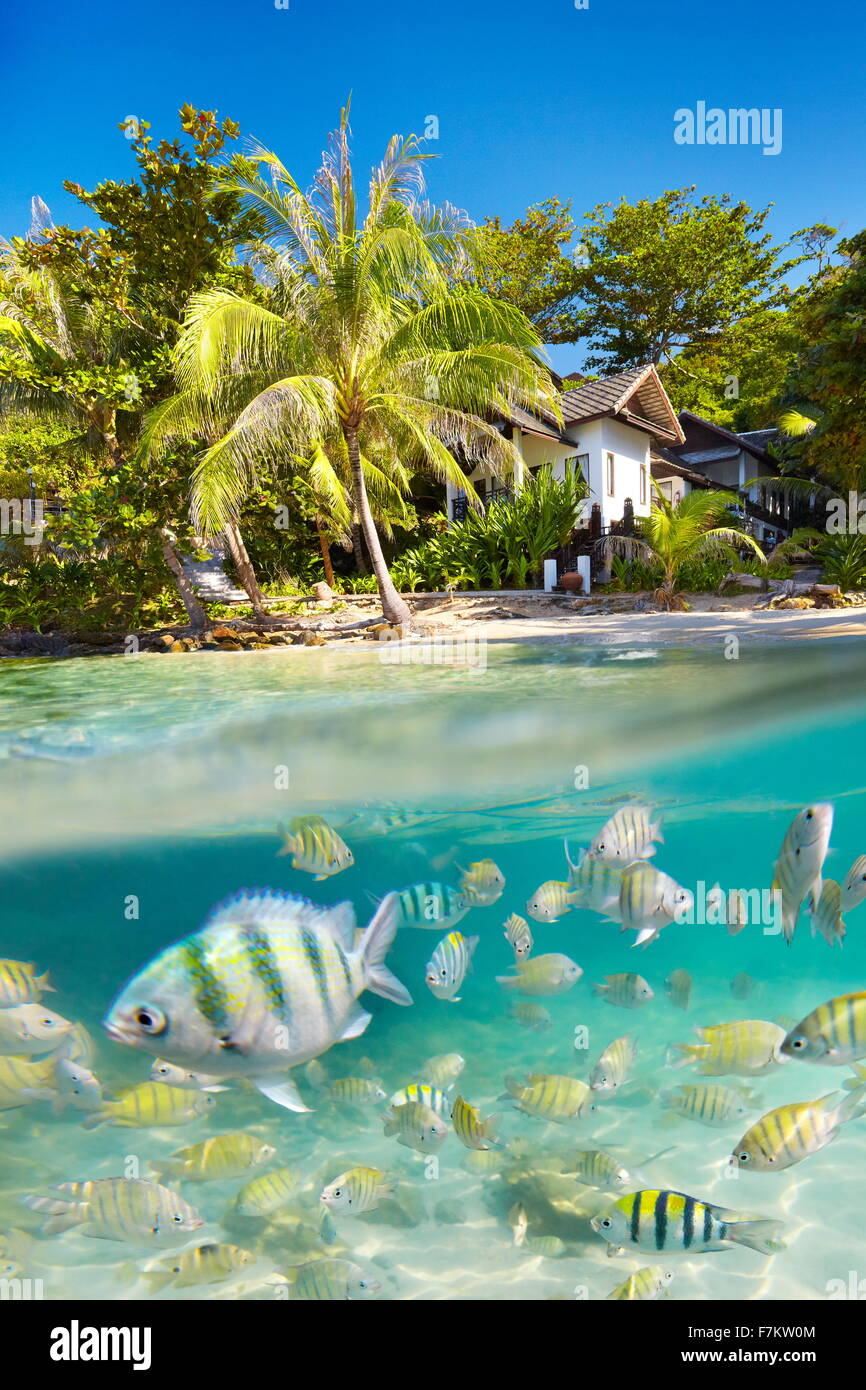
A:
[{"xmin": 2, "ymin": 637, "xmax": 866, "ymax": 1300}]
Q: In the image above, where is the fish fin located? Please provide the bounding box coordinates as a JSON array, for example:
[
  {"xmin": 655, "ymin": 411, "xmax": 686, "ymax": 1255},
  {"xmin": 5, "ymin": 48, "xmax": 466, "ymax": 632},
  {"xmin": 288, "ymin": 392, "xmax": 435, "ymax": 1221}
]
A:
[
  {"xmin": 465, "ymin": 935, "xmax": 480, "ymax": 968},
  {"xmin": 360, "ymin": 893, "xmax": 412, "ymax": 1006},
  {"xmin": 318, "ymin": 901, "xmax": 358, "ymax": 950},
  {"xmin": 496, "ymin": 975, "xmax": 518, "ymax": 990},
  {"xmin": 632, "ymin": 927, "xmax": 657, "ymax": 947},
  {"xmin": 36, "ymin": 971, "xmax": 55, "ymax": 994},
  {"xmin": 836, "ymin": 1086, "xmax": 866, "ymax": 1123},
  {"xmin": 338, "ymin": 1007, "xmax": 372, "ymax": 1042},
  {"xmin": 726, "ymin": 1217, "xmax": 786, "ymax": 1255},
  {"xmin": 382, "ymin": 1114, "xmax": 397, "ymax": 1136},
  {"xmin": 592, "ymin": 982, "xmax": 608, "ymax": 996},
  {"xmin": 81, "ymin": 1110, "xmax": 109, "ymax": 1130},
  {"xmin": 651, "ymin": 818, "xmax": 664, "ymax": 844},
  {"xmin": 502, "ymin": 1076, "xmax": 523, "ymax": 1099},
  {"xmin": 313, "ymin": 874, "xmax": 327, "ymax": 881},
  {"xmin": 484, "ymin": 1114, "xmax": 502, "ymax": 1146},
  {"xmin": 141, "ymin": 1270, "xmax": 174, "ymax": 1295},
  {"xmin": 253, "ymin": 1075, "xmax": 311, "ymax": 1113}
]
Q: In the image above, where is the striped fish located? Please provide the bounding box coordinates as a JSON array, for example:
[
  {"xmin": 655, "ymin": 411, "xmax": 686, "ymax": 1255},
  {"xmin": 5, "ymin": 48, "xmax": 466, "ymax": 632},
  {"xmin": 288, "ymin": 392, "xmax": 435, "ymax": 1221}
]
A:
[
  {"xmin": 564, "ymin": 844, "xmax": 626, "ymax": 913},
  {"xmin": 320, "ymin": 1166, "xmax": 393, "ymax": 1214},
  {"xmin": 387, "ymin": 1081, "xmax": 451, "ymax": 1116},
  {"xmin": 82, "ymin": 1082, "xmax": 215, "ymax": 1130},
  {"xmin": 459, "ymin": 859, "xmax": 505, "ymax": 906},
  {"xmin": 287, "ymin": 1258, "xmax": 381, "ymax": 1301},
  {"xmin": 451, "ymin": 1094, "xmax": 500, "ymax": 1150},
  {"xmin": 523, "ymin": 1235, "xmax": 566, "ymax": 1258},
  {"xmin": 151, "ymin": 1132, "xmax": 276, "ymax": 1182},
  {"xmin": 497, "ymin": 953, "xmax": 582, "ymax": 997},
  {"xmin": 842, "ymin": 855, "xmax": 866, "ymax": 913},
  {"xmin": 592, "ymin": 1189, "xmax": 785, "ymax": 1256},
  {"xmin": 781, "ymin": 992, "xmax": 866, "ymax": 1065},
  {"xmin": 391, "ymin": 881, "xmax": 469, "ymax": 930},
  {"xmin": 425, "ymin": 931, "xmax": 478, "ymax": 1001},
  {"xmin": 149, "ymin": 1060, "xmax": 228, "ymax": 1092},
  {"xmin": 421, "ymin": 1052, "xmax": 465, "ymax": 1088},
  {"xmin": 618, "ymin": 863, "xmax": 693, "ymax": 947},
  {"xmin": 142, "ymin": 1242, "xmax": 256, "ymax": 1292},
  {"xmin": 593, "ymin": 973, "xmax": 653, "ymax": 1009},
  {"xmin": 24, "ymin": 1178, "xmax": 203, "ymax": 1246},
  {"xmin": 590, "ymin": 805, "xmax": 663, "ymax": 861},
  {"xmin": 772, "ymin": 803, "xmax": 833, "ymax": 943},
  {"xmin": 569, "ymin": 1149, "xmax": 632, "ymax": 1190},
  {"xmin": 670, "ymin": 1020, "xmax": 786, "ymax": 1076},
  {"xmin": 382, "ymin": 1099, "xmax": 448, "ymax": 1152},
  {"xmin": 326, "ymin": 1077, "xmax": 387, "ymax": 1104},
  {"xmin": 661, "ymin": 1084, "xmax": 751, "ymax": 1128},
  {"xmin": 0, "ymin": 959, "xmax": 52, "ymax": 1007},
  {"xmin": 732, "ymin": 1090, "xmax": 866, "ymax": 1172},
  {"xmin": 21, "ymin": 1056, "xmax": 103, "ymax": 1116},
  {"xmin": 590, "ymin": 1034, "xmax": 638, "ymax": 1094},
  {"xmin": 235, "ymin": 1166, "xmax": 297, "ymax": 1217},
  {"xmin": 277, "ymin": 815, "xmax": 354, "ymax": 879},
  {"xmin": 525, "ymin": 880, "xmax": 577, "ymax": 923},
  {"xmin": 504, "ymin": 1073, "xmax": 596, "ymax": 1123},
  {"xmin": 607, "ymin": 1266, "xmax": 675, "ymax": 1300},
  {"xmin": 503, "ymin": 913, "xmax": 533, "ymax": 960},
  {"xmin": 103, "ymin": 890, "xmax": 412, "ymax": 1112},
  {"xmin": 0, "ymin": 1053, "xmax": 57, "ymax": 1111},
  {"xmin": 810, "ymin": 879, "xmax": 846, "ymax": 948},
  {"xmin": 508, "ymin": 1001, "xmax": 552, "ymax": 1030},
  {"xmin": 665, "ymin": 969, "xmax": 692, "ymax": 1011}
]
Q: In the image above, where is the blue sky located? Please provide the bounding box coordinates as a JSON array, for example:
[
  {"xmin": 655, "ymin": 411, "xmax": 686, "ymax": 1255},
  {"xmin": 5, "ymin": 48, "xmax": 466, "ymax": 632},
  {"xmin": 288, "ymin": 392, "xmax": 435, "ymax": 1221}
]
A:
[{"xmin": 5, "ymin": 0, "xmax": 865, "ymax": 370}]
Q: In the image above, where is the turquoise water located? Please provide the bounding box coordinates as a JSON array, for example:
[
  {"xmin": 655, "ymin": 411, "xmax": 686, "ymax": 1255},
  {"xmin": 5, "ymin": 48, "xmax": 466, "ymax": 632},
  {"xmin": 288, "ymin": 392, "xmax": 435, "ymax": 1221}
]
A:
[{"xmin": 2, "ymin": 638, "xmax": 866, "ymax": 1300}]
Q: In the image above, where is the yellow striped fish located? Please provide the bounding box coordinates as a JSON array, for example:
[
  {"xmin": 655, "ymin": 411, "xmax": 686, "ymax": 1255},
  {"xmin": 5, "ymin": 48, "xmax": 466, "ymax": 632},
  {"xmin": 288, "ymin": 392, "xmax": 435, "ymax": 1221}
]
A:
[
  {"xmin": 592, "ymin": 1189, "xmax": 785, "ymax": 1256},
  {"xmin": 523, "ymin": 1235, "xmax": 566, "ymax": 1257},
  {"xmin": 326, "ymin": 1077, "xmax": 387, "ymax": 1104},
  {"xmin": 781, "ymin": 992, "xmax": 866, "ymax": 1066},
  {"xmin": 141, "ymin": 1242, "xmax": 257, "ymax": 1292},
  {"xmin": 0, "ymin": 959, "xmax": 53, "ymax": 1006},
  {"xmin": 497, "ymin": 954, "xmax": 582, "ymax": 997},
  {"xmin": 425, "ymin": 931, "xmax": 478, "ymax": 1001},
  {"xmin": 287, "ymin": 1258, "xmax": 381, "ymax": 1300},
  {"xmin": 842, "ymin": 855, "xmax": 866, "ymax": 912},
  {"xmin": 590, "ymin": 1034, "xmax": 637, "ymax": 1094},
  {"xmin": 504, "ymin": 1073, "xmax": 596, "ymax": 1123},
  {"xmin": 661, "ymin": 1084, "xmax": 752, "ymax": 1128},
  {"xmin": 772, "ymin": 803, "xmax": 833, "ymax": 943},
  {"xmin": 618, "ymin": 863, "xmax": 693, "ymax": 947},
  {"xmin": 421, "ymin": 1052, "xmax": 465, "ymax": 1088},
  {"xmin": 607, "ymin": 1266, "xmax": 675, "ymax": 1300},
  {"xmin": 459, "ymin": 859, "xmax": 505, "ymax": 906},
  {"xmin": 809, "ymin": 879, "xmax": 846, "ymax": 948},
  {"xmin": 382, "ymin": 1100, "xmax": 448, "ymax": 1152},
  {"xmin": 525, "ymin": 880, "xmax": 577, "ymax": 923},
  {"xmin": 732, "ymin": 1090, "xmax": 866, "ymax": 1172},
  {"xmin": 569, "ymin": 1150, "xmax": 632, "ymax": 1190},
  {"xmin": 83, "ymin": 1082, "xmax": 215, "ymax": 1129},
  {"xmin": 590, "ymin": 804, "xmax": 663, "ymax": 861},
  {"xmin": 151, "ymin": 1132, "xmax": 276, "ymax": 1182},
  {"xmin": 451, "ymin": 1094, "xmax": 500, "ymax": 1150},
  {"xmin": 392, "ymin": 882, "xmax": 469, "ymax": 930},
  {"xmin": 564, "ymin": 843, "xmax": 626, "ymax": 912},
  {"xmin": 149, "ymin": 1059, "xmax": 228, "ymax": 1092},
  {"xmin": 665, "ymin": 969, "xmax": 692, "ymax": 1011},
  {"xmin": 387, "ymin": 1081, "xmax": 450, "ymax": 1116},
  {"xmin": 503, "ymin": 913, "xmax": 533, "ymax": 960},
  {"xmin": 593, "ymin": 973, "xmax": 654, "ymax": 1009},
  {"xmin": 25, "ymin": 1178, "xmax": 203, "ymax": 1245},
  {"xmin": 508, "ymin": 1001, "xmax": 552, "ymax": 1031},
  {"xmin": 670, "ymin": 1020, "xmax": 786, "ymax": 1076},
  {"xmin": 0, "ymin": 1054, "xmax": 57, "ymax": 1110},
  {"xmin": 320, "ymin": 1166, "xmax": 393, "ymax": 1214},
  {"xmin": 277, "ymin": 815, "xmax": 354, "ymax": 878},
  {"xmin": 235, "ymin": 1166, "xmax": 298, "ymax": 1217}
]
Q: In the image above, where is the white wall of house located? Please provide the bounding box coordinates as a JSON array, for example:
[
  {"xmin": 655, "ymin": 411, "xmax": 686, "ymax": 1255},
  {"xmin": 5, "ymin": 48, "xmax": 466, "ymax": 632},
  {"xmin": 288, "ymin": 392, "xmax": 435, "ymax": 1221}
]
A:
[{"xmin": 655, "ymin": 474, "xmax": 693, "ymax": 505}]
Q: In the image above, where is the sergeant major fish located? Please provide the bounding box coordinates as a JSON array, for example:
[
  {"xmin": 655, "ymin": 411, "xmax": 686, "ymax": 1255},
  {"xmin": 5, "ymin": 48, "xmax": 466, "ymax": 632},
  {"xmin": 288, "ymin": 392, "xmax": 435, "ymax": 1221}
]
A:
[
  {"xmin": 592, "ymin": 1189, "xmax": 785, "ymax": 1257},
  {"xmin": 497, "ymin": 954, "xmax": 582, "ymax": 997},
  {"xmin": 590, "ymin": 805, "xmax": 663, "ymax": 862},
  {"xmin": 425, "ymin": 931, "xmax": 478, "ymax": 1002},
  {"xmin": 772, "ymin": 803, "xmax": 833, "ymax": 944},
  {"xmin": 277, "ymin": 815, "xmax": 354, "ymax": 879}
]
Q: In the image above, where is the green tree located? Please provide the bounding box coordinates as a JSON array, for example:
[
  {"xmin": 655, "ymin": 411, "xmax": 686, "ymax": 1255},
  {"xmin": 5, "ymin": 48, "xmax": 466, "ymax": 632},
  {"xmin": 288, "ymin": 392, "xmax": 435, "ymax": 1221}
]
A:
[
  {"xmin": 143, "ymin": 106, "xmax": 558, "ymax": 625},
  {"xmin": 465, "ymin": 199, "xmax": 583, "ymax": 343}
]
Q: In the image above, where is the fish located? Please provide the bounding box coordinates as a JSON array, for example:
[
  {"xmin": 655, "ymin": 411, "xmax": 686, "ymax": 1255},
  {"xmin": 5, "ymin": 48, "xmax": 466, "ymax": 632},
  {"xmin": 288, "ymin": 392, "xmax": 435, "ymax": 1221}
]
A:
[
  {"xmin": 772, "ymin": 803, "xmax": 834, "ymax": 943},
  {"xmin": 0, "ymin": 960, "xmax": 53, "ymax": 1007},
  {"xmin": 709, "ymin": 886, "xmax": 750, "ymax": 936},
  {"xmin": 730, "ymin": 972, "xmax": 756, "ymax": 1000},
  {"xmin": 670, "ymin": 1020, "xmax": 787, "ymax": 1076},
  {"xmin": 665, "ymin": 969, "xmax": 692, "ymax": 1011},
  {"xmin": 382, "ymin": 1100, "xmax": 448, "ymax": 1152},
  {"xmin": 508, "ymin": 1202, "xmax": 529, "ymax": 1247},
  {"xmin": 103, "ymin": 889, "xmax": 411, "ymax": 1113},
  {"xmin": 425, "ymin": 931, "xmax": 479, "ymax": 1002},
  {"xmin": 591, "ymin": 1189, "xmax": 785, "ymax": 1257},
  {"xmin": 287, "ymin": 1258, "xmax": 381, "ymax": 1301},
  {"xmin": 781, "ymin": 992, "xmax": 866, "ymax": 1066},
  {"xmin": 563, "ymin": 844, "xmax": 625, "ymax": 913},
  {"xmin": 235, "ymin": 1166, "xmax": 298, "ymax": 1217},
  {"xmin": 568, "ymin": 1150, "xmax": 632, "ymax": 1191},
  {"xmin": 503, "ymin": 1073, "xmax": 596, "ymax": 1123},
  {"xmin": 140, "ymin": 1242, "xmax": 257, "ymax": 1293},
  {"xmin": 607, "ymin": 1266, "xmax": 675, "ymax": 1300},
  {"xmin": 82, "ymin": 1082, "xmax": 215, "ymax": 1130},
  {"xmin": 523, "ymin": 1235, "xmax": 566, "ymax": 1257},
  {"xmin": 593, "ymin": 973, "xmax": 654, "ymax": 1009},
  {"xmin": 660, "ymin": 1084, "xmax": 753, "ymax": 1128},
  {"xmin": 0, "ymin": 1003, "xmax": 73, "ymax": 1055},
  {"xmin": 503, "ymin": 913, "xmax": 533, "ymax": 961},
  {"xmin": 731, "ymin": 1090, "xmax": 866, "ymax": 1172},
  {"xmin": 0, "ymin": 1054, "xmax": 58, "ymax": 1110},
  {"xmin": 451, "ymin": 1094, "xmax": 500, "ymax": 1150},
  {"xmin": 590, "ymin": 1034, "xmax": 638, "ymax": 1095},
  {"xmin": 841, "ymin": 855, "xmax": 866, "ymax": 913},
  {"xmin": 618, "ymin": 863, "xmax": 693, "ymax": 947},
  {"xmin": 463, "ymin": 1149, "xmax": 502, "ymax": 1174},
  {"xmin": 496, "ymin": 954, "xmax": 582, "ymax": 997},
  {"xmin": 390, "ymin": 882, "xmax": 470, "ymax": 930},
  {"xmin": 24, "ymin": 1178, "xmax": 204, "ymax": 1246},
  {"xmin": 149, "ymin": 1060, "xmax": 229, "ymax": 1092},
  {"xmin": 320, "ymin": 1166, "xmax": 393, "ymax": 1214},
  {"xmin": 421, "ymin": 1053, "xmax": 465, "ymax": 1088},
  {"xmin": 150, "ymin": 1132, "xmax": 277, "ymax": 1182},
  {"xmin": 277, "ymin": 815, "xmax": 354, "ymax": 879},
  {"xmin": 590, "ymin": 805, "xmax": 663, "ymax": 861},
  {"xmin": 21, "ymin": 1057, "xmax": 103, "ymax": 1115},
  {"xmin": 459, "ymin": 859, "xmax": 505, "ymax": 906},
  {"xmin": 508, "ymin": 1001, "xmax": 552, "ymax": 1031},
  {"xmin": 525, "ymin": 880, "xmax": 577, "ymax": 923},
  {"xmin": 387, "ymin": 1082, "xmax": 451, "ymax": 1117},
  {"xmin": 809, "ymin": 879, "xmax": 846, "ymax": 948},
  {"xmin": 325, "ymin": 1077, "xmax": 387, "ymax": 1104}
]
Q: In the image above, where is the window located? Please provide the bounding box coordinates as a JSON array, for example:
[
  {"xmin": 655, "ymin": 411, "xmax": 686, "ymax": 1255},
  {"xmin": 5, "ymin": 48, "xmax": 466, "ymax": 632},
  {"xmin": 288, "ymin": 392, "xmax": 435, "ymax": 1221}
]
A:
[
  {"xmin": 658, "ymin": 479, "xmax": 673, "ymax": 501},
  {"xmin": 566, "ymin": 453, "xmax": 589, "ymax": 481},
  {"xmin": 639, "ymin": 465, "xmax": 647, "ymax": 504},
  {"xmin": 606, "ymin": 453, "xmax": 615, "ymax": 496}
]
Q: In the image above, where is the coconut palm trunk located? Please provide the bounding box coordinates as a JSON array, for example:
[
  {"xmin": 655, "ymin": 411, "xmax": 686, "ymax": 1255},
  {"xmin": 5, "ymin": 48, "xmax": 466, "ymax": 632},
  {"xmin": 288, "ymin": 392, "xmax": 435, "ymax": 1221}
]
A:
[
  {"xmin": 158, "ymin": 530, "xmax": 208, "ymax": 631},
  {"xmin": 315, "ymin": 518, "xmax": 336, "ymax": 588},
  {"xmin": 345, "ymin": 427, "xmax": 411, "ymax": 625},
  {"xmin": 224, "ymin": 517, "xmax": 268, "ymax": 619}
]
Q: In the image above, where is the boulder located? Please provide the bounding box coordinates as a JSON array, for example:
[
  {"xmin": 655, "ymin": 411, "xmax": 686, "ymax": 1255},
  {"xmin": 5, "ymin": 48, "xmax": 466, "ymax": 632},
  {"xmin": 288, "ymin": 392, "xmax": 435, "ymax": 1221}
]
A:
[{"xmin": 311, "ymin": 582, "xmax": 334, "ymax": 601}]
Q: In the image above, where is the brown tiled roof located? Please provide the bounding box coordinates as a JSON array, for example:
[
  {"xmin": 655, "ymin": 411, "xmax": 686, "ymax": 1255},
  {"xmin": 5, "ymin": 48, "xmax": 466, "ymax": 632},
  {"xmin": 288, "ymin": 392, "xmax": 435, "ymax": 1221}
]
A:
[{"xmin": 559, "ymin": 364, "xmax": 685, "ymax": 442}]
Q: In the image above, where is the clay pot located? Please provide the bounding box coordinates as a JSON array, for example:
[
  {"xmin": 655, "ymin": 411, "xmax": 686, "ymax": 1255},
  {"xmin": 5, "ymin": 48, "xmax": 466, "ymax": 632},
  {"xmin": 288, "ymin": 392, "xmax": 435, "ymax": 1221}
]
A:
[{"xmin": 559, "ymin": 571, "xmax": 584, "ymax": 594}]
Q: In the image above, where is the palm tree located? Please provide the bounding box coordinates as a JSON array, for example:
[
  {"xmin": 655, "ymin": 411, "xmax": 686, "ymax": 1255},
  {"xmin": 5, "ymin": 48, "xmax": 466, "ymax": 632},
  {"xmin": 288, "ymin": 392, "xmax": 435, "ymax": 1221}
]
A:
[
  {"xmin": 604, "ymin": 486, "xmax": 766, "ymax": 609},
  {"xmin": 142, "ymin": 105, "xmax": 559, "ymax": 625}
]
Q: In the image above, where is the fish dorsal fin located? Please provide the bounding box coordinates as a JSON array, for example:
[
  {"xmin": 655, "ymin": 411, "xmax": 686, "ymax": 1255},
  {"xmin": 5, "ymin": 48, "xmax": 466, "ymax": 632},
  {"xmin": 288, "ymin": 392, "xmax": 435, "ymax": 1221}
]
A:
[{"xmin": 204, "ymin": 890, "xmax": 357, "ymax": 940}]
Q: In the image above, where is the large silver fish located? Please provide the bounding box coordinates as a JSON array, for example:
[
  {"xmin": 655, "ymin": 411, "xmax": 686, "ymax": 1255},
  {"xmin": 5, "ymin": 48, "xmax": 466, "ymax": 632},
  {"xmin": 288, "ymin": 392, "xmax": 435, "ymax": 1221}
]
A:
[{"xmin": 103, "ymin": 890, "xmax": 412, "ymax": 1112}]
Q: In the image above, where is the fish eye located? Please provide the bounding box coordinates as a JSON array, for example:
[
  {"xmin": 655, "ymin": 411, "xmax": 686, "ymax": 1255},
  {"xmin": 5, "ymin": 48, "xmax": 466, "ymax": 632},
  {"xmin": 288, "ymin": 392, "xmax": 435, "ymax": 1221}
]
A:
[
  {"xmin": 133, "ymin": 1006, "xmax": 166, "ymax": 1035},
  {"xmin": 600, "ymin": 1218, "xmax": 612, "ymax": 1229},
  {"xmin": 791, "ymin": 1037, "xmax": 806, "ymax": 1049},
  {"xmin": 738, "ymin": 1152, "xmax": 750, "ymax": 1162},
  {"xmin": 172, "ymin": 1213, "xmax": 184, "ymax": 1223},
  {"xmin": 333, "ymin": 1189, "xmax": 342, "ymax": 1198},
  {"xmin": 440, "ymin": 969, "xmax": 448, "ymax": 979},
  {"xmin": 805, "ymin": 810, "xmax": 814, "ymax": 820}
]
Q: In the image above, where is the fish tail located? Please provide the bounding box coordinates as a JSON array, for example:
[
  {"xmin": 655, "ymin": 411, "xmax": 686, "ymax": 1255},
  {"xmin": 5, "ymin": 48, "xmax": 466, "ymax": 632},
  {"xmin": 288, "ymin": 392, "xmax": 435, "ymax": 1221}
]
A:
[
  {"xmin": 485, "ymin": 1113, "xmax": 502, "ymax": 1145},
  {"xmin": 502, "ymin": 1076, "xmax": 523, "ymax": 1100},
  {"xmin": 592, "ymin": 982, "xmax": 608, "ymax": 997},
  {"xmin": 36, "ymin": 971, "xmax": 55, "ymax": 993},
  {"xmin": 836, "ymin": 1086, "xmax": 866, "ymax": 1124},
  {"xmin": 727, "ymin": 1217, "xmax": 786, "ymax": 1255},
  {"xmin": 496, "ymin": 974, "xmax": 519, "ymax": 990},
  {"xmin": 81, "ymin": 1110, "xmax": 109, "ymax": 1131},
  {"xmin": 652, "ymin": 818, "xmax": 664, "ymax": 843},
  {"xmin": 666, "ymin": 1043, "xmax": 701, "ymax": 1068},
  {"xmin": 360, "ymin": 893, "xmax": 412, "ymax": 1005}
]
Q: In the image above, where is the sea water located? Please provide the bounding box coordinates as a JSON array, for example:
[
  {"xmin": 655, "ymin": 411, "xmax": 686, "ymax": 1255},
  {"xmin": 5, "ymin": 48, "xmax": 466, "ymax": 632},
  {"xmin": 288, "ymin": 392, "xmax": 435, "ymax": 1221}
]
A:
[{"xmin": 1, "ymin": 637, "xmax": 866, "ymax": 1301}]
